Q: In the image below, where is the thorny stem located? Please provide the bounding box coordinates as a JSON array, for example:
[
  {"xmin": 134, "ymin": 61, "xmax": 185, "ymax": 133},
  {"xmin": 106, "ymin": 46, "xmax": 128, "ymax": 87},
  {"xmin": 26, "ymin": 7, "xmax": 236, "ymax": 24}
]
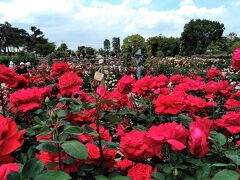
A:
[
  {"xmin": 50, "ymin": 109, "xmax": 63, "ymax": 171},
  {"xmin": 93, "ymin": 80, "xmax": 105, "ymax": 166}
]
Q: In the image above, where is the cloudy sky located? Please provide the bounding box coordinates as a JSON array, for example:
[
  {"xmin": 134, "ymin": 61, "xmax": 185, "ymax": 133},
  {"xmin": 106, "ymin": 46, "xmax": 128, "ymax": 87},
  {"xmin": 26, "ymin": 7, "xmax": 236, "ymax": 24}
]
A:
[{"xmin": 0, "ymin": 0, "xmax": 239, "ymax": 50}]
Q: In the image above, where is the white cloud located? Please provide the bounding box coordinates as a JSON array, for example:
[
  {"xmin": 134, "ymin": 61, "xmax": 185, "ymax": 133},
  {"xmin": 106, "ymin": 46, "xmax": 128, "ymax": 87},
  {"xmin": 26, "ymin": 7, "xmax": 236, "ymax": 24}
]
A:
[{"xmin": 0, "ymin": 0, "xmax": 235, "ymax": 49}]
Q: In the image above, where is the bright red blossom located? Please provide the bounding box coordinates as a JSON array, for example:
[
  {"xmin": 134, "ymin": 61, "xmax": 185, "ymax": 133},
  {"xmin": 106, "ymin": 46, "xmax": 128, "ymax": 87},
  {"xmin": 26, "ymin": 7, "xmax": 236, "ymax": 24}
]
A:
[
  {"xmin": 0, "ymin": 115, "xmax": 25, "ymax": 156},
  {"xmin": 58, "ymin": 72, "xmax": 83, "ymax": 96},
  {"xmin": 51, "ymin": 62, "xmax": 71, "ymax": 76},
  {"xmin": 215, "ymin": 111, "xmax": 240, "ymax": 134},
  {"xmin": 145, "ymin": 122, "xmax": 189, "ymax": 151},
  {"xmin": 8, "ymin": 86, "xmax": 52, "ymax": 114},
  {"xmin": 127, "ymin": 163, "xmax": 152, "ymax": 180},
  {"xmin": 188, "ymin": 116, "xmax": 213, "ymax": 158},
  {"xmin": 232, "ymin": 48, "xmax": 240, "ymax": 71},
  {"xmin": 0, "ymin": 163, "xmax": 19, "ymax": 180},
  {"xmin": 153, "ymin": 91, "xmax": 186, "ymax": 115},
  {"xmin": 117, "ymin": 75, "xmax": 136, "ymax": 94}
]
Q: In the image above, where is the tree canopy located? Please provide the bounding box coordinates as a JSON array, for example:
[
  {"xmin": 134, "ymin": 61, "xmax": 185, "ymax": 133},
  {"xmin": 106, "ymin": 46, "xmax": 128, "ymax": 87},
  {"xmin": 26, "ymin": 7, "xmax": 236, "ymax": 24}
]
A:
[{"xmin": 181, "ymin": 19, "xmax": 225, "ymax": 55}]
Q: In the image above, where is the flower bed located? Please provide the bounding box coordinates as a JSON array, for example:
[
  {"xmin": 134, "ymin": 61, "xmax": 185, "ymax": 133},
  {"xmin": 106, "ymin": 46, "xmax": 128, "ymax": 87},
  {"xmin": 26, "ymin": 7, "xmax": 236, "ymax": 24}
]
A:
[{"xmin": 0, "ymin": 49, "xmax": 240, "ymax": 180}]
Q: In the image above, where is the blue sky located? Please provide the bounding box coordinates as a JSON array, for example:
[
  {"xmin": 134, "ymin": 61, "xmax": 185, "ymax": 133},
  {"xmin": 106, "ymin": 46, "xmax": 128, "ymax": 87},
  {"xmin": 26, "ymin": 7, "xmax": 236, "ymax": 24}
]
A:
[{"xmin": 0, "ymin": 0, "xmax": 239, "ymax": 50}]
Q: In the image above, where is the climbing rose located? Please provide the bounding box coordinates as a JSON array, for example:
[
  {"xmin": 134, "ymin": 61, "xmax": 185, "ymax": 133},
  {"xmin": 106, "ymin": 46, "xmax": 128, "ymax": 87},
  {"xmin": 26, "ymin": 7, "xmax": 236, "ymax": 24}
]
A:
[
  {"xmin": 0, "ymin": 115, "xmax": 25, "ymax": 156},
  {"xmin": 232, "ymin": 48, "xmax": 240, "ymax": 71}
]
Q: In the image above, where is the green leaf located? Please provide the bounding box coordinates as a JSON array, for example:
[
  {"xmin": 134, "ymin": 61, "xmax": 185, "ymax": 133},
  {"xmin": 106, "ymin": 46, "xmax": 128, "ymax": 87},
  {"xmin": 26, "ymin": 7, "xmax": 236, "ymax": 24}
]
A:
[
  {"xmin": 64, "ymin": 126, "xmax": 83, "ymax": 135},
  {"xmin": 22, "ymin": 158, "xmax": 44, "ymax": 178},
  {"xmin": 78, "ymin": 164, "xmax": 95, "ymax": 172},
  {"xmin": 95, "ymin": 175, "xmax": 109, "ymax": 180},
  {"xmin": 133, "ymin": 125, "xmax": 146, "ymax": 131},
  {"xmin": 57, "ymin": 110, "xmax": 68, "ymax": 118},
  {"xmin": 108, "ymin": 114, "xmax": 120, "ymax": 124},
  {"xmin": 36, "ymin": 143, "xmax": 58, "ymax": 153},
  {"xmin": 196, "ymin": 165, "xmax": 210, "ymax": 180},
  {"xmin": 225, "ymin": 151, "xmax": 240, "ymax": 166},
  {"xmin": 210, "ymin": 131, "xmax": 227, "ymax": 146},
  {"xmin": 151, "ymin": 172, "xmax": 165, "ymax": 179},
  {"xmin": 162, "ymin": 164, "xmax": 173, "ymax": 174},
  {"xmin": 35, "ymin": 170, "xmax": 71, "ymax": 180},
  {"xmin": 63, "ymin": 157, "xmax": 77, "ymax": 165},
  {"xmin": 7, "ymin": 172, "xmax": 20, "ymax": 180},
  {"xmin": 110, "ymin": 176, "xmax": 131, "ymax": 180},
  {"xmin": 212, "ymin": 170, "xmax": 240, "ymax": 180},
  {"xmin": 105, "ymin": 142, "xmax": 120, "ymax": 150},
  {"xmin": 69, "ymin": 104, "xmax": 82, "ymax": 113},
  {"xmin": 46, "ymin": 162, "xmax": 58, "ymax": 168},
  {"xmin": 61, "ymin": 140, "xmax": 88, "ymax": 160},
  {"xmin": 211, "ymin": 163, "xmax": 236, "ymax": 168}
]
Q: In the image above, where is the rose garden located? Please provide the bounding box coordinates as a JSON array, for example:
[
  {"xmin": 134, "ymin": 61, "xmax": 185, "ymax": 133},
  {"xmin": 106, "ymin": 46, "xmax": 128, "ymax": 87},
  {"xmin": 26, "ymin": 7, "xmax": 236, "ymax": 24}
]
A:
[{"xmin": 0, "ymin": 47, "xmax": 239, "ymax": 180}]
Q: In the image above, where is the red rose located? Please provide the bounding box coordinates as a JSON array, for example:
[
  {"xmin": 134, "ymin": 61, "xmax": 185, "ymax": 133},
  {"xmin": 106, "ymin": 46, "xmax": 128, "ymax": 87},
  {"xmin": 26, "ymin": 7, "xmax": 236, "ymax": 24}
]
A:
[
  {"xmin": 145, "ymin": 122, "xmax": 188, "ymax": 151},
  {"xmin": 8, "ymin": 86, "xmax": 52, "ymax": 114},
  {"xmin": 232, "ymin": 48, "xmax": 240, "ymax": 71},
  {"xmin": 149, "ymin": 75, "xmax": 169, "ymax": 92},
  {"xmin": 51, "ymin": 62, "xmax": 71, "ymax": 76},
  {"xmin": 0, "ymin": 64, "xmax": 28, "ymax": 88},
  {"xmin": 67, "ymin": 108, "xmax": 96, "ymax": 123},
  {"xmin": 153, "ymin": 91, "xmax": 186, "ymax": 115},
  {"xmin": 224, "ymin": 99, "xmax": 240, "ymax": 110},
  {"xmin": 120, "ymin": 130, "xmax": 149, "ymax": 160},
  {"xmin": 0, "ymin": 163, "xmax": 19, "ymax": 180},
  {"xmin": 127, "ymin": 163, "xmax": 152, "ymax": 180},
  {"xmin": 35, "ymin": 151, "xmax": 81, "ymax": 173},
  {"xmin": 132, "ymin": 76, "xmax": 151, "ymax": 96},
  {"xmin": 215, "ymin": 111, "xmax": 240, "ymax": 134},
  {"xmin": 117, "ymin": 75, "xmax": 136, "ymax": 94},
  {"xmin": 58, "ymin": 72, "xmax": 83, "ymax": 96},
  {"xmin": 77, "ymin": 123, "xmax": 112, "ymax": 143},
  {"xmin": 188, "ymin": 116, "xmax": 213, "ymax": 158},
  {"xmin": 0, "ymin": 115, "xmax": 25, "ymax": 156},
  {"xmin": 115, "ymin": 158, "xmax": 135, "ymax": 171},
  {"xmin": 206, "ymin": 67, "xmax": 221, "ymax": 80},
  {"xmin": 185, "ymin": 95, "xmax": 207, "ymax": 113}
]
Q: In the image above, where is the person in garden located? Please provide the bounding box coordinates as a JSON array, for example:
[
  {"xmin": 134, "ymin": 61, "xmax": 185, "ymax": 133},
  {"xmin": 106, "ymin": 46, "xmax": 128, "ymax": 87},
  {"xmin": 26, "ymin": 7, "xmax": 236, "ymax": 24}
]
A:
[{"xmin": 16, "ymin": 62, "xmax": 27, "ymax": 75}]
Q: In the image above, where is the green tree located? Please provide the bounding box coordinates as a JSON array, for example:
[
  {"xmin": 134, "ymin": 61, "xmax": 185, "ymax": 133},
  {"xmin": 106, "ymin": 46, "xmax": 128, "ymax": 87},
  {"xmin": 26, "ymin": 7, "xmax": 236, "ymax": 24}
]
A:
[
  {"xmin": 103, "ymin": 39, "xmax": 110, "ymax": 56},
  {"xmin": 181, "ymin": 19, "xmax": 225, "ymax": 55},
  {"xmin": 98, "ymin": 48, "xmax": 105, "ymax": 57},
  {"xmin": 85, "ymin": 47, "xmax": 96, "ymax": 59},
  {"xmin": 112, "ymin": 37, "xmax": 121, "ymax": 58},
  {"xmin": 122, "ymin": 34, "xmax": 146, "ymax": 56},
  {"xmin": 57, "ymin": 43, "xmax": 68, "ymax": 51},
  {"xmin": 0, "ymin": 22, "xmax": 29, "ymax": 55},
  {"xmin": 147, "ymin": 36, "xmax": 180, "ymax": 57},
  {"xmin": 35, "ymin": 42, "xmax": 56, "ymax": 56},
  {"xmin": 77, "ymin": 46, "xmax": 86, "ymax": 59}
]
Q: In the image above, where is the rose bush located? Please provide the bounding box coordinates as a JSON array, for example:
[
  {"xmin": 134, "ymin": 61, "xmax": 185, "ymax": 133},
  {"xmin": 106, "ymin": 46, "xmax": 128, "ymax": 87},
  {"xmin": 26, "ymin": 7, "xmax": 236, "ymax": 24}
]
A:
[{"xmin": 0, "ymin": 53, "xmax": 239, "ymax": 179}]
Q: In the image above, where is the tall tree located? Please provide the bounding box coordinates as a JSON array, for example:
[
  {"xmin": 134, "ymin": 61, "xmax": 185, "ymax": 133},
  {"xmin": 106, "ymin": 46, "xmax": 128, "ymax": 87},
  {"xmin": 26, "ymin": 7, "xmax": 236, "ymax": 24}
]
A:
[
  {"xmin": 103, "ymin": 39, "xmax": 110, "ymax": 56},
  {"xmin": 57, "ymin": 43, "xmax": 68, "ymax": 51},
  {"xmin": 112, "ymin": 37, "xmax": 121, "ymax": 58},
  {"xmin": 77, "ymin": 46, "xmax": 86, "ymax": 59},
  {"xmin": 181, "ymin": 19, "xmax": 225, "ymax": 55},
  {"xmin": 122, "ymin": 34, "xmax": 146, "ymax": 56}
]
